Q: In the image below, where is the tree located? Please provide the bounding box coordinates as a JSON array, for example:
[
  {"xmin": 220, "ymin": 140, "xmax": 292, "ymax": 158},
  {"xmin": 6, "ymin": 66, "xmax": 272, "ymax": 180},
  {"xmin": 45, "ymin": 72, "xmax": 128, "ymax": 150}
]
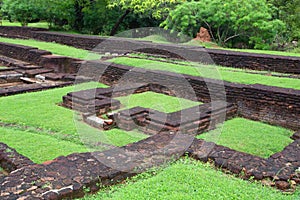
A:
[
  {"xmin": 81, "ymin": 0, "xmax": 113, "ymax": 34},
  {"xmin": 268, "ymin": 0, "xmax": 300, "ymax": 40},
  {"xmin": 37, "ymin": 0, "xmax": 74, "ymax": 29},
  {"xmin": 108, "ymin": 0, "xmax": 183, "ymax": 35},
  {"xmin": 1, "ymin": 0, "xmax": 42, "ymax": 26},
  {"xmin": 161, "ymin": 0, "xmax": 286, "ymax": 49}
]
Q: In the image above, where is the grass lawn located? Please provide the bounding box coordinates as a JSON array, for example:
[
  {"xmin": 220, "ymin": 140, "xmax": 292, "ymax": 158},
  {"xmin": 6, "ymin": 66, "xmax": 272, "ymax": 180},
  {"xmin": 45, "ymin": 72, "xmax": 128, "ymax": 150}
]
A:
[
  {"xmin": 1, "ymin": 20, "xmax": 49, "ymax": 29},
  {"xmin": 0, "ymin": 82, "xmax": 147, "ymax": 147},
  {"xmin": 137, "ymin": 34, "xmax": 171, "ymax": 44},
  {"xmin": 109, "ymin": 57, "xmax": 300, "ymax": 90},
  {"xmin": 221, "ymin": 48, "xmax": 300, "ymax": 58},
  {"xmin": 0, "ymin": 126, "xmax": 88, "ymax": 163},
  {"xmin": 83, "ymin": 158, "xmax": 299, "ymax": 200},
  {"xmin": 116, "ymin": 91, "xmax": 201, "ymax": 113},
  {"xmin": 197, "ymin": 118, "xmax": 293, "ymax": 158},
  {"xmin": 0, "ymin": 37, "xmax": 101, "ymax": 60}
]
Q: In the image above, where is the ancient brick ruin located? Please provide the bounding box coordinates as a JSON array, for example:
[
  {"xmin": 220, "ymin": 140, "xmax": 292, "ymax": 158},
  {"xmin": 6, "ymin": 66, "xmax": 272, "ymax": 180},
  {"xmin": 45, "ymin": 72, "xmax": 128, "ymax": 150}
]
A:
[{"xmin": 0, "ymin": 26, "xmax": 299, "ymax": 199}]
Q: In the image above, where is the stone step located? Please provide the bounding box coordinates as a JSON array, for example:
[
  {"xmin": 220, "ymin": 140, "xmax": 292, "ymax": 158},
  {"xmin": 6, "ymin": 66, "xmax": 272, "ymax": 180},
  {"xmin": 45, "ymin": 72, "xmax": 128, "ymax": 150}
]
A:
[
  {"xmin": 23, "ymin": 68, "xmax": 54, "ymax": 78},
  {"xmin": 18, "ymin": 65, "xmax": 43, "ymax": 70}
]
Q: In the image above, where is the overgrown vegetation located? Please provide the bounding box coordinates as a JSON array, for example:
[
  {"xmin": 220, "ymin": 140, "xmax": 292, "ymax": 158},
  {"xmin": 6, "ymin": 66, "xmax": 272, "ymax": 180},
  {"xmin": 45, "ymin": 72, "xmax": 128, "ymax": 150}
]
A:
[
  {"xmin": 197, "ymin": 118, "xmax": 293, "ymax": 158},
  {"xmin": 109, "ymin": 57, "xmax": 300, "ymax": 90},
  {"xmin": 0, "ymin": 0, "xmax": 164, "ymax": 35},
  {"xmin": 83, "ymin": 158, "xmax": 299, "ymax": 199},
  {"xmin": 161, "ymin": 0, "xmax": 285, "ymax": 49},
  {"xmin": 0, "ymin": 0, "xmax": 299, "ymax": 51}
]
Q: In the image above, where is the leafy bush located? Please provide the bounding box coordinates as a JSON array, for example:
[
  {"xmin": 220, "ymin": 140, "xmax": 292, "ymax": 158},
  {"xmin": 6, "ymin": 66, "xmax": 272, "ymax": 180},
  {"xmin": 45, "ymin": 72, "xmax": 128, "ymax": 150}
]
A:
[
  {"xmin": 161, "ymin": 0, "xmax": 286, "ymax": 49},
  {"xmin": 1, "ymin": 0, "xmax": 42, "ymax": 26}
]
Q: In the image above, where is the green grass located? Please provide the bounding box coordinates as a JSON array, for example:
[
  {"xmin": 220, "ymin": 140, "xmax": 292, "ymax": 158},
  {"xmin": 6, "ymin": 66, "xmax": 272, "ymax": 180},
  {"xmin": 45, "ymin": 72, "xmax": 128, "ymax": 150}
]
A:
[
  {"xmin": 0, "ymin": 83, "xmax": 201, "ymax": 164},
  {"xmin": 0, "ymin": 126, "xmax": 88, "ymax": 163},
  {"xmin": 138, "ymin": 34, "xmax": 171, "ymax": 44},
  {"xmin": 221, "ymin": 47, "xmax": 300, "ymax": 58},
  {"xmin": 83, "ymin": 158, "xmax": 299, "ymax": 200},
  {"xmin": 116, "ymin": 92, "xmax": 201, "ymax": 113},
  {"xmin": 109, "ymin": 57, "xmax": 300, "ymax": 90},
  {"xmin": 184, "ymin": 39, "xmax": 220, "ymax": 48},
  {"xmin": 0, "ymin": 166, "xmax": 5, "ymax": 172},
  {"xmin": 197, "ymin": 118, "xmax": 293, "ymax": 158},
  {"xmin": 0, "ymin": 66, "xmax": 7, "ymax": 69},
  {"xmin": 1, "ymin": 20, "xmax": 49, "ymax": 29},
  {"xmin": 137, "ymin": 34, "xmax": 300, "ymax": 57},
  {"xmin": 0, "ymin": 37, "xmax": 101, "ymax": 60},
  {"xmin": 0, "ymin": 82, "xmax": 147, "ymax": 147}
]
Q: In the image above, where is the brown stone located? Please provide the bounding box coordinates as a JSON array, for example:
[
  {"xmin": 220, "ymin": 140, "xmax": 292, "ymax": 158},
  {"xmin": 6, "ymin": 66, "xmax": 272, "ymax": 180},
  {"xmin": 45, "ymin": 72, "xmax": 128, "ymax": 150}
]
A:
[
  {"xmin": 194, "ymin": 27, "xmax": 211, "ymax": 42},
  {"xmin": 291, "ymin": 131, "xmax": 300, "ymax": 140},
  {"xmin": 42, "ymin": 191, "xmax": 59, "ymax": 200},
  {"xmin": 43, "ymin": 160, "xmax": 55, "ymax": 165},
  {"xmin": 275, "ymin": 181, "xmax": 290, "ymax": 190}
]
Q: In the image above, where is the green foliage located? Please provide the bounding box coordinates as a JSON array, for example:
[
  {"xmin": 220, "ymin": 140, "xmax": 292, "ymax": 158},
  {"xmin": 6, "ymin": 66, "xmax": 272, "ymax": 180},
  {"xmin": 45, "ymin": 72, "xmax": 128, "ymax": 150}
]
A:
[
  {"xmin": 38, "ymin": 0, "xmax": 75, "ymax": 29},
  {"xmin": 290, "ymin": 47, "xmax": 300, "ymax": 54},
  {"xmin": 108, "ymin": 0, "xmax": 182, "ymax": 19},
  {"xmin": 1, "ymin": 0, "xmax": 42, "ymax": 26},
  {"xmin": 81, "ymin": 0, "xmax": 110, "ymax": 34},
  {"xmin": 197, "ymin": 118, "xmax": 293, "ymax": 158},
  {"xmin": 268, "ymin": 0, "xmax": 300, "ymax": 40},
  {"xmin": 83, "ymin": 158, "xmax": 298, "ymax": 199},
  {"xmin": 161, "ymin": 0, "xmax": 286, "ymax": 49}
]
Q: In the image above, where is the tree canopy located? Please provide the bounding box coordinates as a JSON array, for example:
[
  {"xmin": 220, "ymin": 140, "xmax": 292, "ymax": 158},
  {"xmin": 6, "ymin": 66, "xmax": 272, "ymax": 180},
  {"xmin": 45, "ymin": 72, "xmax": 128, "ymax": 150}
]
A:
[
  {"xmin": 1, "ymin": 0, "xmax": 42, "ymax": 26},
  {"xmin": 108, "ymin": 0, "xmax": 182, "ymax": 19},
  {"xmin": 0, "ymin": 0, "xmax": 298, "ymax": 50},
  {"xmin": 107, "ymin": 0, "xmax": 183, "ymax": 35},
  {"xmin": 268, "ymin": 0, "xmax": 300, "ymax": 40},
  {"xmin": 161, "ymin": 0, "xmax": 286, "ymax": 49}
]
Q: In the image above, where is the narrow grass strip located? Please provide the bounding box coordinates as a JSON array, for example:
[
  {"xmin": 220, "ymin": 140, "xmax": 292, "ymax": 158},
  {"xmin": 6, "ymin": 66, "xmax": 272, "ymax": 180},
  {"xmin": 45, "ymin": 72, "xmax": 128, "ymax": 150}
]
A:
[
  {"xmin": 220, "ymin": 48, "xmax": 300, "ymax": 58},
  {"xmin": 1, "ymin": 20, "xmax": 49, "ymax": 29},
  {"xmin": 0, "ymin": 36, "xmax": 100, "ymax": 60},
  {"xmin": 109, "ymin": 57, "xmax": 300, "ymax": 90}
]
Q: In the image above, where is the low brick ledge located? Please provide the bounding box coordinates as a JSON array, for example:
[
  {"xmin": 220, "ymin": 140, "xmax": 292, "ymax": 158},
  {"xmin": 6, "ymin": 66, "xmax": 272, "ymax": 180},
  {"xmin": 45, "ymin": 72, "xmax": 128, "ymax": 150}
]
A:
[
  {"xmin": 0, "ymin": 82, "xmax": 73, "ymax": 97},
  {"xmin": 188, "ymin": 137, "xmax": 300, "ymax": 191},
  {"xmin": 0, "ymin": 132, "xmax": 192, "ymax": 199},
  {"xmin": 1, "ymin": 130, "xmax": 299, "ymax": 199},
  {"xmin": 0, "ymin": 143, "xmax": 35, "ymax": 173}
]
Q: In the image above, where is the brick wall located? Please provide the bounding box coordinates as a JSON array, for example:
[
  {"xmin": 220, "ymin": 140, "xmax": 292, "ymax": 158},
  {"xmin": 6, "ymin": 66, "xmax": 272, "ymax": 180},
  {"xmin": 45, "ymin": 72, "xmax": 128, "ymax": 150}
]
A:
[
  {"xmin": 0, "ymin": 42, "xmax": 79, "ymax": 73},
  {"xmin": 1, "ymin": 26, "xmax": 299, "ymax": 74},
  {"xmin": 96, "ymin": 61, "xmax": 300, "ymax": 130}
]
